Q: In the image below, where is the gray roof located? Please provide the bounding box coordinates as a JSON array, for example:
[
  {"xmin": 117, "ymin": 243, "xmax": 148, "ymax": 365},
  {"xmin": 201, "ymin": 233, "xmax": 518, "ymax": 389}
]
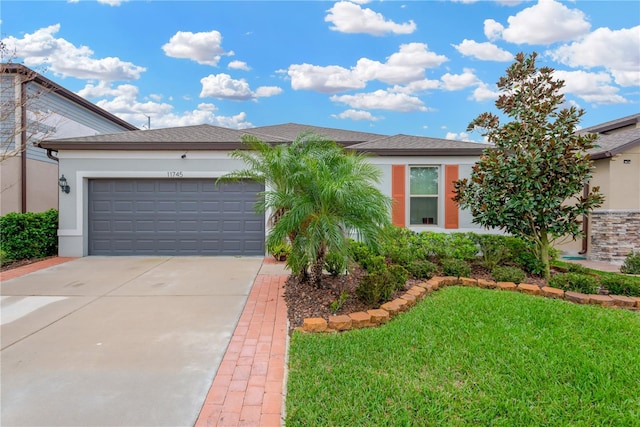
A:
[
  {"xmin": 589, "ymin": 126, "xmax": 640, "ymax": 160},
  {"xmin": 579, "ymin": 113, "xmax": 640, "ymax": 159},
  {"xmin": 39, "ymin": 124, "xmax": 289, "ymax": 150},
  {"xmin": 581, "ymin": 113, "xmax": 640, "ymax": 134},
  {"xmin": 247, "ymin": 123, "xmax": 386, "ymax": 145},
  {"xmin": 351, "ymin": 134, "xmax": 492, "ymax": 156}
]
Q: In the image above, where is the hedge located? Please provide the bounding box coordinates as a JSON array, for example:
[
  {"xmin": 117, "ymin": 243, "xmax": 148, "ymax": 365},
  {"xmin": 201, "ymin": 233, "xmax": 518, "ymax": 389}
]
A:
[{"xmin": 0, "ymin": 209, "xmax": 58, "ymax": 261}]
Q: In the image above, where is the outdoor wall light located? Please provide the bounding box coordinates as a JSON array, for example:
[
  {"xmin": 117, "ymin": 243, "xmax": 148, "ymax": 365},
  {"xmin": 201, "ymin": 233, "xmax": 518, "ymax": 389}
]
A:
[{"xmin": 58, "ymin": 175, "xmax": 70, "ymax": 194}]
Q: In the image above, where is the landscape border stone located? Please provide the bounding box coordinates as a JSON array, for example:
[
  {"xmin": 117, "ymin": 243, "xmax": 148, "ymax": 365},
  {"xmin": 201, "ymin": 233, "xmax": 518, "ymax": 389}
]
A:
[{"xmin": 301, "ymin": 277, "xmax": 639, "ymax": 333}]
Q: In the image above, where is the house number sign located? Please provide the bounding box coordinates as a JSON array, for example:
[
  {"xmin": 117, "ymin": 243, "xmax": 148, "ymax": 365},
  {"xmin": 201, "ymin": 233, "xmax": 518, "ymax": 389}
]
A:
[{"xmin": 167, "ymin": 171, "xmax": 184, "ymax": 177}]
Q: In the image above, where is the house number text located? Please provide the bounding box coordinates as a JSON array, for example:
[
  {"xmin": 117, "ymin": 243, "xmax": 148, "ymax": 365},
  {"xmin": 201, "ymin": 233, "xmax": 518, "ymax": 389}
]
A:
[{"xmin": 167, "ymin": 171, "xmax": 184, "ymax": 177}]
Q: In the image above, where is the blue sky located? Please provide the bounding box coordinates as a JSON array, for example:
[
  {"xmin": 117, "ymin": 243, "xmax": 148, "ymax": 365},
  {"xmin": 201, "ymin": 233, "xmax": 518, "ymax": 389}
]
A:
[{"xmin": 2, "ymin": 0, "xmax": 639, "ymax": 141}]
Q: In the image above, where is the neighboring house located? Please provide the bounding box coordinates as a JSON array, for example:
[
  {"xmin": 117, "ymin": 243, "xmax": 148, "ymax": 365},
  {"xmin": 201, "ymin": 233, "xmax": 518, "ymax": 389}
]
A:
[
  {"xmin": 38, "ymin": 124, "xmax": 488, "ymax": 257},
  {"xmin": 0, "ymin": 63, "xmax": 138, "ymax": 215},
  {"xmin": 583, "ymin": 114, "xmax": 640, "ymax": 264}
]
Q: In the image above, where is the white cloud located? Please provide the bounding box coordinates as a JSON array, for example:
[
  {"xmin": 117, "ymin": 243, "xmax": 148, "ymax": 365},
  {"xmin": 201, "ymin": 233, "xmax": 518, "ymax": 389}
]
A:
[
  {"xmin": 487, "ymin": 0, "xmax": 591, "ymax": 45},
  {"xmin": 83, "ymin": 83, "xmax": 252, "ymax": 129},
  {"xmin": 330, "ymin": 90, "xmax": 427, "ymax": 112},
  {"xmin": 354, "ymin": 43, "xmax": 448, "ymax": 85},
  {"xmin": 287, "ymin": 63, "xmax": 365, "ymax": 93},
  {"xmin": 254, "ymin": 86, "xmax": 283, "ymax": 98},
  {"xmin": 471, "ymin": 83, "xmax": 500, "ymax": 102},
  {"xmin": 549, "ymin": 26, "xmax": 640, "ymax": 87},
  {"xmin": 148, "ymin": 94, "xmax": 163, "ymax": 102},
  {"xmin": 391, "ymin": 79, "xmax": 440, "ymax": 94},
  {"xmin": 228, "ymin": 60, "xmax": 250, "ymax": 71},
  {"xmin": 286, "ymin": 43, "xmax": 447, "ymax": 93},
  {"xmin": 2, "ymin": 24, "xmax": 145, "ymax": 80},
  {"xmin": 553, "ymin": 70, "xmax": 628, "ymax": 105},
  {"xmin": 162, "ymin": 30, "xmax": 228, "ymax": 66},
  {"xmin": 325, "ymin": 1, "xmax": 416, "ymax": 36},
  {"xmin": 484, "ymin": 19, "xmax": 504, "ymax": 42},
  {"xmin": 200, "ymin": 73, "xmax": 282, "ymax": 100},
  {"xmin": 440, "ymin": 69, "xmax": 481, "ymax": 91},
  {"xmin": 446, "ymin": 131, "xmax": 474, "ymax": 142},
  {"xmin": 453, "ymin": 39, "xmax": 513, "ymax": 62},
  {"xmin": 97, "ymin": 0, "xmax": 127, "ymax": 5},
  {"xmin": 331, "ymin": 109, "xmax": 383, "ymax": 121}
]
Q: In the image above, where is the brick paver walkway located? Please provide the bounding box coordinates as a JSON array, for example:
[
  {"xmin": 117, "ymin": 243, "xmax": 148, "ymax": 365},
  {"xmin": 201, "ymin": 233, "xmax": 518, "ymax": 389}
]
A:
[{"xmin": 196, "ymin": 263, "xmax": 289, "ymax": 427}]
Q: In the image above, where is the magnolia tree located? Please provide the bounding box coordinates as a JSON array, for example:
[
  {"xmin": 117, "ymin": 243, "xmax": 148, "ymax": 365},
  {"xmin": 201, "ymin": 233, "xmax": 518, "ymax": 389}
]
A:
[{"xmin": 454, "ymin": 52, "xmax": 604, "ymax": 279}]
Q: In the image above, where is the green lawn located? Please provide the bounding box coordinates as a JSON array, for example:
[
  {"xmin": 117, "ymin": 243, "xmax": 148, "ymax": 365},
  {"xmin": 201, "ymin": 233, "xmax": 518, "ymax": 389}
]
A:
[{"xmin": 286, "ymin": 287, "xmax": 640, "ymax": 426}]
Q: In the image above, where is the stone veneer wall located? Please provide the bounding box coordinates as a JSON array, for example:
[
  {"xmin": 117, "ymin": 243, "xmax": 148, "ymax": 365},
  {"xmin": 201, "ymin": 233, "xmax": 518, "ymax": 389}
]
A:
[{"xmin": 590, "ymin": 210, "xmax": 640, "ymax": 264}]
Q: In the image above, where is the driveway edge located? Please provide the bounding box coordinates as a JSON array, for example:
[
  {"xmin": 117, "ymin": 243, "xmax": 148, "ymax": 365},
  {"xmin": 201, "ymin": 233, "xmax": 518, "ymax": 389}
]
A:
[{"xmin": 196, "ymin": 259, "xmax": 289, "ymax": 427}]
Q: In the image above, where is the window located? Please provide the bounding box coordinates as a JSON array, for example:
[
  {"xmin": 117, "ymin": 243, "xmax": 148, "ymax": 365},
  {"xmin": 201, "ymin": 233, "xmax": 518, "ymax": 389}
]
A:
[{"xmin": 410, "ymin": 166, "xmax": 439, "ymax": 225}]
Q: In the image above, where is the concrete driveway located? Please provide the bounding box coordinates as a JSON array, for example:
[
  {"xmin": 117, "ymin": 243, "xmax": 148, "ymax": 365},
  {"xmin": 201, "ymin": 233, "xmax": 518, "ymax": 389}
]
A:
[{"xmin": 1, "ymin": 256, "xmax": 264, "ymax": 427}]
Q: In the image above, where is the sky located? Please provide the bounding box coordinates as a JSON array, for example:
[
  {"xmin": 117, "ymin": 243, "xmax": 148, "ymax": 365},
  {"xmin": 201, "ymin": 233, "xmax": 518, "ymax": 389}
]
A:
[{"xmin": 2, "ymin": 0, "xmax": 639, "ymax": 141}]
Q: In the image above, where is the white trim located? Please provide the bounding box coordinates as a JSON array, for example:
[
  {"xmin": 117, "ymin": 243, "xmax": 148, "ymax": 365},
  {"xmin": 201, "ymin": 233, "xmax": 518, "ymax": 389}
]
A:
[{"xmin": 592, "ymin": 209, "xmax": 640, "ymax": 214}]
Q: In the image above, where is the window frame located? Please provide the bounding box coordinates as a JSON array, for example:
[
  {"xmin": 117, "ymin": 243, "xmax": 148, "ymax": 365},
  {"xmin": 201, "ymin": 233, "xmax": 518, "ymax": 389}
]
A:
[{"xmin": 408, "ymin": 165, "xmax": 441, "ymax": 227}]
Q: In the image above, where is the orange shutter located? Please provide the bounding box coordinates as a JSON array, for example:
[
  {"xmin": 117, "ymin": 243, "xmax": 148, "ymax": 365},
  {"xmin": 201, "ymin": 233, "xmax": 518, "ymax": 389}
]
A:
[
  {"xmin": 444, "ymin": 165, "xmax": 459, "ymax": 229},
  {"xmin": 391, "ymin": 165, "xmax": 406, "ymax": 227}
]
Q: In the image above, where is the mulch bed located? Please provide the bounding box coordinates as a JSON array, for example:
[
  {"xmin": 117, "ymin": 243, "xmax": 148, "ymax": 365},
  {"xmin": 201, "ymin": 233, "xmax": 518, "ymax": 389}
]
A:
[{"xmin": 284, "ymin": 262, "xmax": 548, "ymax": 331}]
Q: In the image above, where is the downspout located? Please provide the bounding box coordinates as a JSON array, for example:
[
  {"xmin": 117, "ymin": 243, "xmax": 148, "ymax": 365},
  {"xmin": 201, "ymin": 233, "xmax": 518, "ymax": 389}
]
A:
[
  {"xmin": 20, "ymin": 78, "xmax": 27, "ymax": 213},
  {"xmin": 578, "ymin": 183, "xmax": 589, "ymax": 255}
]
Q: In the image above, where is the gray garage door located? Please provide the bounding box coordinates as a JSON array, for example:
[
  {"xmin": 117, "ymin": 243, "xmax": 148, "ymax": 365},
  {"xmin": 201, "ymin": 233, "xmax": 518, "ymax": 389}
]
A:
[{"xmin": 88, "ymin": 179, "xmax": 265, "ymax": 255}]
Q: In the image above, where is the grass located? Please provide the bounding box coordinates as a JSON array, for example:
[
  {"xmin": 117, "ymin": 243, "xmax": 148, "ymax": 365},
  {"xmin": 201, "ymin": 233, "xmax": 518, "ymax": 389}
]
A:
[{"xmin": 286, "ymin": 287, "xmax": 640, "ymax": 426}]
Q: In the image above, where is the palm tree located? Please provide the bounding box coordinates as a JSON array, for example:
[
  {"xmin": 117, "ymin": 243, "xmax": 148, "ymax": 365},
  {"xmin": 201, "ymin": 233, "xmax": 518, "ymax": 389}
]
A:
[{"xmin": 220, "ymin": 133, "xmax": 391, "ymax": 288}]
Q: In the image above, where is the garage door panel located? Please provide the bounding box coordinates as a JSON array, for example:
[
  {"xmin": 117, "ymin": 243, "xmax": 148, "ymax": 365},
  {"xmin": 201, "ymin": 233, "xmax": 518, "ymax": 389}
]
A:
[{"xmin": 89, "ymin": 179, "xmax": 264, "ymax": 255}]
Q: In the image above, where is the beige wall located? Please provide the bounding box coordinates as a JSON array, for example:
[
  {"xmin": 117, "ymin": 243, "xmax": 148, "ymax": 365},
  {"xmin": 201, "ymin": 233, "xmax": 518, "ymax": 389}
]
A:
[
  {"xmin": 0, "ymin": 156, "xmax": 59, "ymax": 215},
  {"xmin": 591, "ymin": 145, "xmax": 640, "ymax": 211}
]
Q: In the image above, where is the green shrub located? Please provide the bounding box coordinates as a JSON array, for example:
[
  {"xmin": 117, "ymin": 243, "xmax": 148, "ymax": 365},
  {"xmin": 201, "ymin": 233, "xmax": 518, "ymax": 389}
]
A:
[
  {"xmin": 0, "ymin": 248, "xmax": 9, "ymax": 264},
  {"xmin": 441, "ymin": 258, "xmax": 471, "ymax": 278},
  {"xmin": 549, "ymin": 273, "xmax": 598, "ymax": 294},
  {"xmin": 599, "ymin": 275, "xmax": 640, "ymax": 297},
  {"xmin": 491, "ymin": 266, "xmax": 527, "ymax": 284},
  {"xmin": 387, "ymin": 264, "xmax": 409, "ymax": 291},
  {"xmin": 566, "ymin": 263, "xmax": 589, "ymax": 274},
  {"xmin": 356, "ymin": 269, "xmax": 395, "ymax": 305},
  {"xmin": 413, "ymin": 232, "xmax": 478, "ymax": 261},
  {"xmin": 414, "ymin": 232, "xmax": 448, "ymax": 259},
  {"xmin": 267, "ymin": 240, "xmax": 291, "ymax": 261},
  {"xmin": 474, "ymin": 234, "xmax": 509, "ymax": 270},
  {"xmin": 324, "ymin": 252, "xmax": 347, "ymax": 276},
  {"xmin": 330, "ymin": 291, "xmax": 349, "ymax": 314},
  {"xmin": 359, "ymin": 254, "xmax": 387, "ymax": 273},
  {"xmin": 349, "ymin": 240, "xmax": 375, "ymax": 265},
  {"xmin": 503, "ymin": 237, "xmax": 546, "ymax": 275},
  {"xmin": 620, "ymin": 251, "xmax": 640, "ymax": 275},
  {"xmin": 0, "ymin": 209, "xmax": 58, "ymax": 260},
  {"xmin": 449, "ymin": 233, "xmax": 479, "ymax": 261},
  {"xmin": 407, "ymin": 260, "xmax": 438, "ymax": 279}
]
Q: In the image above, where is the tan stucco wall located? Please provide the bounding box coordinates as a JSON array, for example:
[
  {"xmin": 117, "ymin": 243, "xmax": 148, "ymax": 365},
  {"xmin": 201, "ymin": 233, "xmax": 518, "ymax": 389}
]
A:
[
  {"xmin": 0, "ymin": 156, "xmax": 59, "ymax": 215},
  {"xmin": 591, "ymin": 145, "xmax": 640, "ymax": 210}
]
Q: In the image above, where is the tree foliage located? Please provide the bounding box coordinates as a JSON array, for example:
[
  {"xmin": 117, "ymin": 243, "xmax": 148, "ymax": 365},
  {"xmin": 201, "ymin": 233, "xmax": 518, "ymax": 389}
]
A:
[
  {"xmin": 453, "ymin": 52, "xmax": 604, "ymax": 279},
  {"xmin": 221, "ymin": 133, "xmax": 391, "ymax": 288}
]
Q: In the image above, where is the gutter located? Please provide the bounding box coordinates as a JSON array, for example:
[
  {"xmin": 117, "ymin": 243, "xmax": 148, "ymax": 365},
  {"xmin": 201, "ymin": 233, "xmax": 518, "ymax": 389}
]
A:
[
  {"xmin": 21, "ymin": 77, "xmax": 27, "ymax": 213},
  {"xmin": 46, "ymin": 149, "xmax": 59, "ymax": 162}
]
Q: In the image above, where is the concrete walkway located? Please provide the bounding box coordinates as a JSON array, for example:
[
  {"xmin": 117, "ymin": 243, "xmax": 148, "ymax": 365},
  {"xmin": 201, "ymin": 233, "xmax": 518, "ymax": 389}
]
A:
[{"xmin": 1, "ymin": 256, "xmax": 280, "ymax": 427}]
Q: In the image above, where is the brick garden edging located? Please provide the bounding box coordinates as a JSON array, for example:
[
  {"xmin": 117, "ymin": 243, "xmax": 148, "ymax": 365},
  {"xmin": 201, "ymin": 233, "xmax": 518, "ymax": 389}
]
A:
[{"xmin": 298, "ymin": 276, "xmax": 640, "ymax": 333}]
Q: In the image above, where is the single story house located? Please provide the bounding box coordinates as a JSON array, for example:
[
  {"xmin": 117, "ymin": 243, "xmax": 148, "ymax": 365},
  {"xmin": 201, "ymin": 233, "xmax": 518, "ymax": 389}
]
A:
[
  {"xmin": 38, "ymin": 123, "xmax": 489, "ymax": 257},
  {"xmin": 1, "ymin": 63, "xmax": 138, "ymax": 215},
  {"xmin": 558, "ymin": 113, "xmax": 640, "ymax": 264}
]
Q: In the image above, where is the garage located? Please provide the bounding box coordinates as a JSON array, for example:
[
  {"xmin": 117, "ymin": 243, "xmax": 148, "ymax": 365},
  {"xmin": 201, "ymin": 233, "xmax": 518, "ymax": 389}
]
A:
[{"xmin": 88, "ymin": 178, "xmax": 265, "ymax": 256}]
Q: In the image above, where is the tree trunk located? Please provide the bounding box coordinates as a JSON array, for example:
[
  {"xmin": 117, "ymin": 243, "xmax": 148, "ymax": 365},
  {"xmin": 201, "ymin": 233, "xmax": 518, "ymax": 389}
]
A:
[
  {"xmin": 309, "ymin": 248, "xmax": 326, "ymax": 288},
  {"xmin": 539, "ymin": 232, "xmax": 551, "ymax": 280}
]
